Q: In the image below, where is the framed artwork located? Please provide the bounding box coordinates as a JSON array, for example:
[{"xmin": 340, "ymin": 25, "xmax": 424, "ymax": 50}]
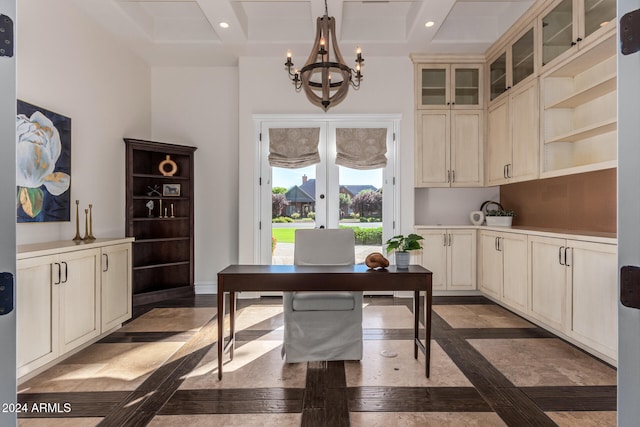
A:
[
  {"xmin": 162, "ymin": 183, "xmax": 181, "ymax": 197},
  {"xmin": 16, "ymin": 100, "xmax": 71, "ymax": 222}
]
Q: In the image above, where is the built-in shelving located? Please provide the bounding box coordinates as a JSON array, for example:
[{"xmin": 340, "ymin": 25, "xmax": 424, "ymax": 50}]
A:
[
  {"xmin": 124, "ymin": 138, "xmax": 197, "ymax": 305},
  {"xmin": 540, "ymin": 31, "xmax": 616, "ymax": 178}
]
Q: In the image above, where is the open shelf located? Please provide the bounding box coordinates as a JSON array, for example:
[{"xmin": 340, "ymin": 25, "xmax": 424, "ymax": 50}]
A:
[
  {"xmin": 545, "ymin": 74, "xmax": 616, "ymax": 109},
  {"xmin": 125, "ymin": 138, "xmax": 197, "ymax": 305},
  {"xmin": 544, "ymin": 118, "xmax": 616, "ymax": 144}
]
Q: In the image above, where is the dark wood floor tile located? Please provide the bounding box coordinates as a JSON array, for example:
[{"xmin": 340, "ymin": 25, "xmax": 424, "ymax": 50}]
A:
[
  {"xmin": 349, "ymin": 387, "xmax": 491, "ymax": 412},
  {"xmin": 18, "ymin": 391, "xmax": 129, "ymax": 418},
  {"xmin": 98, "ymin": 331, "xmax": 195, "ymax": 343},
  {"xmin": 433, "ymin": 296, "xmax": 493, "ymax": 305},
  {"xmin": 454, "ymin": 327, "xmax": 556, "ymax": 340},
  {"xmin": 302, "ymin": 361, "xmax": 349, "ymax": 427},
  {"xmin": 522, "ymin": 386, "xmax": 617, "ymax": 411}
]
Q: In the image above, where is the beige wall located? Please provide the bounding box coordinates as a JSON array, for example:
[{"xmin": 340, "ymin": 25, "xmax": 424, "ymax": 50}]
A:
[
  {"xmin": 16, "ymin": 0, "xmax": 151, "ymax": 244},
  {"xmin": 151, "ymin": 67, "xmax": 239, "ymax": 291}
]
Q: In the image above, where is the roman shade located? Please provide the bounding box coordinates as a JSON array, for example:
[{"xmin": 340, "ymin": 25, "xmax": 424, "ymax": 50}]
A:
[
  {"xmin": 268, "ymin": 127, "xmax": 321, "ymax": 168},
  {"xmin": 335, "ymin": 128, "xmax": 387, "ymax": 170}
]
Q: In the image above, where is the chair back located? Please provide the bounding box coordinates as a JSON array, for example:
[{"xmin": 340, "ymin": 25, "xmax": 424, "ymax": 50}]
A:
[{"xmin": 294, "ymin": 229, "xmax": 355, "ymax": 266}]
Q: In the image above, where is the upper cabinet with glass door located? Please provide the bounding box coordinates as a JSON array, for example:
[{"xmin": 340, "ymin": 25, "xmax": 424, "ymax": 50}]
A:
[
  {"xmin": 540, "ymin": 0, "xmax": 616, "ymax": 69},
  {"xmin": 489, "ymin": 25, "xmax": 536, "ymax": 104},
  {"xmin": 416, "ymin": 64, "xmax": 483, "ymax": 109}
]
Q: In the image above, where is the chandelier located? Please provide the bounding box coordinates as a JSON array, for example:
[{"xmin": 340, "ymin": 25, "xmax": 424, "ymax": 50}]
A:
[{"xmin": 284, "ymin": 0, "xmax": 364, "ymax": 111}]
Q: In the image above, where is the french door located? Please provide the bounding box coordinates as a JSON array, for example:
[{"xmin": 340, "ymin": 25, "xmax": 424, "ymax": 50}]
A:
[{"xmin": 257, "ymin": 117, "xmax": 397, "ymax": 271}]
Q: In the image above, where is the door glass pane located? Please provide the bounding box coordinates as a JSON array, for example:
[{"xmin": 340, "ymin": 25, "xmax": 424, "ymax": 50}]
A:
[
  {"xmin": 421, "ymin": 68, "xmax": 447, "ymax": 106},
  {"xmin": 542, "ymin": 0, "xmax": 573, "ymax": 66},
  {"xmin": 584, "ymin": 0, "xmax": 615, "ymax": 39},
  {"xmin": 271, "ymin": 165, "xmax": 316, "ymax": 265},
  {"xmin": 454, "ymin": 68, "xmax": 479, "ymax": 105},
  {"xmin": 338, "ymin": 166, "xmax": 383, "ymax": 264},
  {"xmin": 512, "ymin": 28, "xmax": 534, "ymax": 87},
  {"xmin": 490, "ymin": 53, "xmax": 507, "ymax": 101}
]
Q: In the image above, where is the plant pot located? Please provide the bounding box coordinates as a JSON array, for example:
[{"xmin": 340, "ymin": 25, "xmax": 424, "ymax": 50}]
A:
[
  {"xmin": 485, "ymin": 216, "xmax": 513, "ymax": 227},
  {"xmin": 395, "ymin": 251, "xmax": 410, "ymax": 269}
]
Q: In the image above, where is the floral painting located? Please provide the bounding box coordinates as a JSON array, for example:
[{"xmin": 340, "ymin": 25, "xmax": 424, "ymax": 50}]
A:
[{"xmin": 16, "ymin": 100, "xmax": 71, "ymax": 222}]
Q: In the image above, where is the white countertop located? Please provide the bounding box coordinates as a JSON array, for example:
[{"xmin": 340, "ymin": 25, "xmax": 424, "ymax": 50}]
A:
[{"xmin": 17, "ymin": 237, "xmax": 135, "ymax": 259}]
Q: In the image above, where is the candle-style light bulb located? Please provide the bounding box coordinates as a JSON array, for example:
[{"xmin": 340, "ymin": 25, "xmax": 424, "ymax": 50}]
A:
[
  {"xmin": 356, "ymin": 46, "xmax": 361, "ymax": 55},
  {"xmin": 287, "ymin": 50, "xmax": 292, "ymax": 58}
]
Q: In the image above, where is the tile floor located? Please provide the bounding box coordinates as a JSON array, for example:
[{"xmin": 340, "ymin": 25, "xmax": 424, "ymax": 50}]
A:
[{"xmin": 17, "ymin": 295, "xmax": 616, "ymax": 426}]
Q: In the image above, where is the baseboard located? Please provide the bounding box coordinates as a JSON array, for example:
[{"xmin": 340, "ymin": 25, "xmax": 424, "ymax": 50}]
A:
[{"xmin": 195, "ymin": 281, "xmax": 216, "ymax": 294}]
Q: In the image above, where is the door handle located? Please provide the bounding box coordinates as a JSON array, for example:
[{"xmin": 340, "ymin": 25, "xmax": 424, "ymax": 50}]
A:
[
  {"xmin": 451, "ymin": 170, "xmax": 455, "ymax": 183},
  {"xmin": 558, "ymin": 246, "xmax": 565, "ymax": 265},
  {"xmin": 53, "ymin": 262, "xmax": 61, "ymax": 285},
  {"xmin": 61, "ymin": 261, "xmax": 68, "ymax": 283},
  {"xmin": 447, "ymin": 170, "xmax": 451, "ymax": 183},
  {"xmin": 564, "ymin": 247, "xmax": 571, "ymax": 267},
  {"xmin": 103, "ymin": 253, "xmax": 109, "ymax": 272},
  {"xmin": 448, "ymin": 233, "xmax": 452, "ymax": 246},
  {"xmin": 443, "ymin": 233, "xmax": 447, "ymax": 246},
  {"xmin": 503, "ymin": 164, "xmax": 508, "ymax": 179}
]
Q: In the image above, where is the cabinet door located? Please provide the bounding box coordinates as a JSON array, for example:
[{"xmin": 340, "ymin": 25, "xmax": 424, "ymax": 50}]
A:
[
  {"xmin": 510, "ymin": 80, "xmax": 539, "ymax": 182},
  {"xmin": 16, "ymin": 256, "xmax": 58, "ymax": 376},
  {"xmin": 569, "ymin": 240, "xmax": 617, "ymax": 359},
  {"xmin": 529, "ymin": 236, "xmax": 569, "ymax": 331},
  {"xmin": 486, "ymin": 98, "xmax": 511, "ymax": 185},
  {"xmin": 540, "ymin": 0, "xmax": 575, "ymax": 67},
  {"xmin": 417, "ymin": 64, "xmax": 450, "ymax": 109},
  {"xmin": 452, "ymin": 65, "xmax": 482, "ymax": 108},
  {"xmin": 489, "ymin": 52, "xmax": 508, "ymax": 102},
  {"xmin": 579, "ymin": 0, "xmax": 616, "ymax": 50},
  {"xmin": 447, "ymin": 230, "xmax": 476, "ymax": 290},
  {"xmin": 511, "ymin": 27, "xmax": 535, "ymax": 88},
  {"xmin": 478, "ymin": 232, "xmax": 502, "ymax": 298},
  {"xmin": 416, "ymin": 111, "xmax": 450, "ymax": 187},
  {"xmin": 501, "ymin": 233, "xmax": 528, "ymax": 312},
  {"xmin": 58, "ymin": 249, "xmax": 100, "ymax": 353},
  {"xmin": 101, "ymin": 243, "xmax": 132, "ymax": 331},
  {"xmin": 451, "ymin": 110, "xmax": 483, "ymax": 187},
  {"xmin": 419, "ymin": 231, "xmax": 448, "ymax": 291}
]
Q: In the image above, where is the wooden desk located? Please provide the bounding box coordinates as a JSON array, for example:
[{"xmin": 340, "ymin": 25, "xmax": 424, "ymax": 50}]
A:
[{"xmin": 216, "ymin": 264, "xmax": 433, "ymax": 380}]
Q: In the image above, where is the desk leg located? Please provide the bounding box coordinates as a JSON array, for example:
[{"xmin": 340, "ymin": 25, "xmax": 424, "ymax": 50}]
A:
[
  {"xmin": 425, "ymin": 287, "xmax": 432, "ymax": 378},
  {"xmin": 414, "ymin": 291, "xmax": 419, "ymax": 360},
  {"xmin": 229, "ymin": 291, "xmax": 236, "ymax": 360},
  {"xmin": 217, "ymin": 283, "xmax": 225, "ymax": 380}
]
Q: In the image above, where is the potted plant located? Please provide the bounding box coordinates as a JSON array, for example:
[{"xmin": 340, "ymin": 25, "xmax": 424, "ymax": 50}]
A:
[
  {"xmin": 485, "ymin": 209, "xmax": 515, "ymax": 227},
  {"xmin": 385, "ymin": 233, "xmax": 424, "ymax": 269}
]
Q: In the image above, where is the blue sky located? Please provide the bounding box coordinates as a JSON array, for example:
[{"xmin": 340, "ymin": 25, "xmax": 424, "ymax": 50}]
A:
[{"xmin": 273, "ymin": 166, "xmax": 383, "ymax": 190}]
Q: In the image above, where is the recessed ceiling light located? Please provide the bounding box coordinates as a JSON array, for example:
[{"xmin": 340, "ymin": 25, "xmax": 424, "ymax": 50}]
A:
[
  {"xmin": 599, "ymin": 21, "xmax": 609, "ymax": 27},
  {"xmin": 425, "ymin": 21, "xmax": 435, "ymax": 28},
  {"xmin": 219, "ymin": 22, "xmax": 230, "ymax": 29}
]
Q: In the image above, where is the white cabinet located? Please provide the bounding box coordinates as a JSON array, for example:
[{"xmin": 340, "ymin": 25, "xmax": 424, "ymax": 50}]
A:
[
  {"xmin": 528, "ymin": 235, "xmax": 617, "ymax": 359},
  {"xmin": 568, "ymin": 240, "xmax": 617, "ymax": 359},
  {"xmin": 540, "ymin": 32, "xmax": 616, "ymax": 178},
  {"xmin": 101, "ymin": 243, "xmax": 132, "ymax": 331},
  {"xmin": 417, "ymin": 229, "xmax": 476, "ymax": 291},
  {"xmin": 415, "ymin": 110, "xmax": 483, "ymax": 187},
  {"xmin": 413, "ymin": 61, "xmax": 484, "ymax": 188},
  {"xmin": 415, "ymin": 63, "xmax": 483, "ymax": 109},
  {"xmin": 529, "ymin": 236, "xmax": 571, "ymax": 331},
  {"xmin": 478, "ymin": 231, "xmax": 528, "ymax": 312},
  {"xmin": 486, "ymin": 78, "xmax": 539, "ymax": 185},
  {"xmin": 17, "ymin": 238, "xmax": 133, "ymax": 379},
  {"xmin": 539, "ymin": 0, "xmax": 616, "ymax": 69}
]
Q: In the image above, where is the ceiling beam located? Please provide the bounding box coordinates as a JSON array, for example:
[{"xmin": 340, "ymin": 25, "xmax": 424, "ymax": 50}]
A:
[
  {"xmin": 196, "ymin": 0, "xmax": 247, "ymax": 43},
  {"xmin": 406, "ymin": 0, "xmax": 457, "ymax": 45}
]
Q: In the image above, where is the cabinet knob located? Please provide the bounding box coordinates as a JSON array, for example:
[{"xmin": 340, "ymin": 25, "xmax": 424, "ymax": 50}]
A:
[
  {"xmin": 576, "ymin": 37, "xmax": 583, "ymax": 42},
  {"xmin": 571, "ymin": 41, "xmax": 577, "ymax": 46}
]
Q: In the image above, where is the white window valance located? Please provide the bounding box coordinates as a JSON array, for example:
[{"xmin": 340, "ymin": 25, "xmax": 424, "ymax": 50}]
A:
[
  {"xmin": 335, "ymin": 128, "xmax": 387, "ymax": 170},
  {"xmin": 268, "ymin": 128, "xmax": 321, "ymax": 169}
]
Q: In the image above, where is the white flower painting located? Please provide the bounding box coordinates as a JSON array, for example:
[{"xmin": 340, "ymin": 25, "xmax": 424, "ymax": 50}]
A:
[{"xmin": 16, "ymin": 101, "xmax": 71, "ymax": 222}]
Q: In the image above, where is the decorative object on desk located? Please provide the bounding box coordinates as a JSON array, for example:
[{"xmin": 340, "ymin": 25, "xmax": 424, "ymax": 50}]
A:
[
  {"xmin": 365, "ymin": 252, "xmax": 389, "ymax": 270},
  {"xmin": 146, "ymin": 200, "xmax": 154, "ymax": 217},
  {"xmin": 162, "ymin": 183, "xmax": 180, "ymax": 197},
  {"xmin": 16, "ymin": 100, "xmax": 71, "ymax": 222},
  {"xmin": 481, "ymin": 200, "xmax": 515, "ymax": 227},
  {"xmin": 72, "ymin": 200, "xmax": 82, "ymax": 241},
  {"xmin": 385, "ymin": 233, "xmax": 424, "ymax": 269},
  {"xmin": 170, "ymin": 203, "xmax": 175, "ymax": 218},
  {"xmin": 83, "ymin": 208, "xmax": 89, "ymax": 240},
  {"xmin": 470, "ymin": 210, "xmax": 485, "ymax": 226},
  {"xmin": 159, "ymin": 199, "xmax": 163, "ymax": 218},
  {"xmin": 158, "ymin": 155, "xmax": 178, "ymax": 176},
  {"xmin": 86, "ymin": 204, "xmax": 95, "ymax": 240},
  {"xmin": 146, "ymin": 185, "xmax": 161, "ymax": 197},
  {"xmin": 283, "ymin": 0, "xmax": 363, "ymax": 111}
]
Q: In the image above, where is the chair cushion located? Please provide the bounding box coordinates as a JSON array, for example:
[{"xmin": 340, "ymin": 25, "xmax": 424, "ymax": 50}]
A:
[{"xmin": 291, "ymin": 291, "xmax": 356, "ymax": 311}]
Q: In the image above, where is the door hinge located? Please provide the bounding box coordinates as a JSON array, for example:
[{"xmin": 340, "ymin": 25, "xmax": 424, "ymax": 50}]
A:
[
  {"xmin": 0, "ymin": 272, "xmax": 14, "ymax": 315},
  {"xmin": 259, "ymin": 221, "xmax": 261, "ymax": 230},
  {"xmin": 259, "ymin": 132, "xmax": 262, "ymax": 141},
  {"xmin": 259, "ymin": 177, "xmax": 262, "ymax": 185},
  {"xmin": 0, "ymin": 15, "xmax": 14, "ymax": 58},
  {"xmin": 393, "ymin": 132, "xmax": 396, "ymax": 141},
  {"xmin": 621, "ymin": 9, "xmax": 640, "ymax": 55},
  {"xmin": 393, "ymin": 177, "xmax": 396, "ymax": 185}
]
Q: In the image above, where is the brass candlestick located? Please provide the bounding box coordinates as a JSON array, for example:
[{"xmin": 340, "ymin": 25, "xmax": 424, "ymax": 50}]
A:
[
  {"xmin": 83, "ymin": 208, "xmax": 89, "ymax": 240},
  {"xmin": 72, "ymin": 200, "xmax": 82, "ymax": 241},
  {"xmin": 87, "ymin": 204, "xmax": 96, "ymax": 240}
]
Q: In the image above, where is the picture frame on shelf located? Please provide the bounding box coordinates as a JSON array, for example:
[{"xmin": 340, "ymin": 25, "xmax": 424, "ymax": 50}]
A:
[{"xmin": 162, "ymin": 183, "xmax": 181, "ymax": 197}]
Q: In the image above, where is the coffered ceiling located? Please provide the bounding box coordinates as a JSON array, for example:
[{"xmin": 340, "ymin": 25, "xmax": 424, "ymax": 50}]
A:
[{"xmin": 74, "ymin": 0, "xmax": 535, "ymax": 66}]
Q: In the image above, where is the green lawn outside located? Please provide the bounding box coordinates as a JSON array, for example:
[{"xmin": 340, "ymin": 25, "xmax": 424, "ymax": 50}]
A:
[{"xmin": 272, "ymin": 228, "xmax": 296, "ymax": 243}]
